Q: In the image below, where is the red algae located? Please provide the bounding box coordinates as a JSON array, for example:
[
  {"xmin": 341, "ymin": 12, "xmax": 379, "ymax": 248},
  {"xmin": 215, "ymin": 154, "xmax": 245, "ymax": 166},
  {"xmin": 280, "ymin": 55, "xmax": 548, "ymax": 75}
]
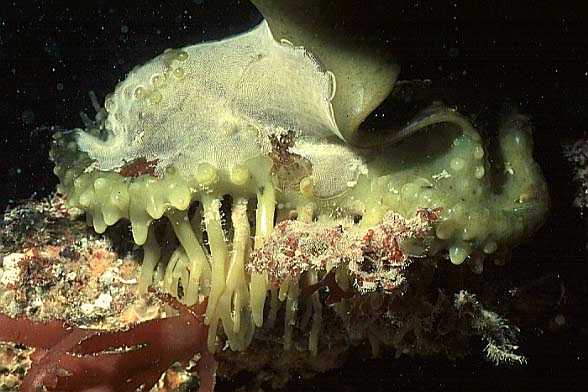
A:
[{"xmin": 0, "ymin": 295, "xmax": 215, "ymax": 392}]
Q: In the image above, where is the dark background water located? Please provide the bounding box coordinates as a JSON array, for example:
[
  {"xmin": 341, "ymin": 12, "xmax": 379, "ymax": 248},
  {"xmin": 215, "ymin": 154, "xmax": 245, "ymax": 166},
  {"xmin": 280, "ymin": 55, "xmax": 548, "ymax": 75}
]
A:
[{"xmin": 1, "ymin": 1, "xmax": 587, "ymax": 391}]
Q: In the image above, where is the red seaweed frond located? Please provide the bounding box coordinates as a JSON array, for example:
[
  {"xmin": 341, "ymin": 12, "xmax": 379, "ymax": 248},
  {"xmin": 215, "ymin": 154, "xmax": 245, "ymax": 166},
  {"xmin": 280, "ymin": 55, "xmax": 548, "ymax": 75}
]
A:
[{"xmin": 0, "ymin": 294, "xmax": 216, "ymax": 392}]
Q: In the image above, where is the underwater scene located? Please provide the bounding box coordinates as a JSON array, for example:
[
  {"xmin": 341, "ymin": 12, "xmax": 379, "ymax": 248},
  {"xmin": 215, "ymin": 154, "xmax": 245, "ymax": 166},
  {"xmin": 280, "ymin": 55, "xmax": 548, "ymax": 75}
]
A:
[{"xmin": 1, "ymin": 1, "xmax": 587, "ymax": 391}]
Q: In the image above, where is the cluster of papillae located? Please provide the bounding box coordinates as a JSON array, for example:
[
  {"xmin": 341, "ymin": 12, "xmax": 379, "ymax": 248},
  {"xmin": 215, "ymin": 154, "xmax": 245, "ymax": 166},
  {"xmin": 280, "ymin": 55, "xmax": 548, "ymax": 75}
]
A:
[{"xmin": 49, "ymin": 18, "xmax": 549, "ymax": 363}]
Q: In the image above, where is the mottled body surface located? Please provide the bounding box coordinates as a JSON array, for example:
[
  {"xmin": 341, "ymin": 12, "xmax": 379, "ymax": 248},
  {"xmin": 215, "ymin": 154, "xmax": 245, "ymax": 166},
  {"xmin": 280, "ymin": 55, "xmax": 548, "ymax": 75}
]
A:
[{"xmin": 76, "ymin": 21, "xmax": 341, "ymax": 178}]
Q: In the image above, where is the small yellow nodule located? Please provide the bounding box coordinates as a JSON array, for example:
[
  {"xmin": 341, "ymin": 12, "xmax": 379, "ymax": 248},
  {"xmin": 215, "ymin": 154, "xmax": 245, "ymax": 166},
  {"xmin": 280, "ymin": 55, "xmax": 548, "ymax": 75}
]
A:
[
  {"xmin": 196, "ymin": 163, "xmax": 219, "ymax": 187},
  {"xmin": 449, "ymin": 244, "xmax": 471, "ymax": 265},
  {"xmin": 93, "ymin": 177, "xmax": 108, "ymax": 192},
  {"xmin": 133, "ymin": 86, "xmax": 147, "ymax": 100},
  {"xmin": 230, "ymin": 165, "xmax": 250, "ymax": 186},
  {"xmin": 176, "ymin": 50, "xmax": 189, "ymax": 61},
  {"xmin": 168, "ymin": 182, "xmax": 192, "ymax": 211},
  {"xmin": 172, "ymin": 67, "xmax": 185, "ymax": 80},
  {"xmin": 104, "ymin": 95, "xmax": 115, "ymax": 113},
  {"xmin": 300, "ymin": 176, "xmax": 314, "ymax": 198},
  {"xmin": 150, "ymin": 73, "xmax": 165, "ymax": 88},
  {"xmin": 147, "ymin": 91, "xmax": 162, "ymax": 105}
]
